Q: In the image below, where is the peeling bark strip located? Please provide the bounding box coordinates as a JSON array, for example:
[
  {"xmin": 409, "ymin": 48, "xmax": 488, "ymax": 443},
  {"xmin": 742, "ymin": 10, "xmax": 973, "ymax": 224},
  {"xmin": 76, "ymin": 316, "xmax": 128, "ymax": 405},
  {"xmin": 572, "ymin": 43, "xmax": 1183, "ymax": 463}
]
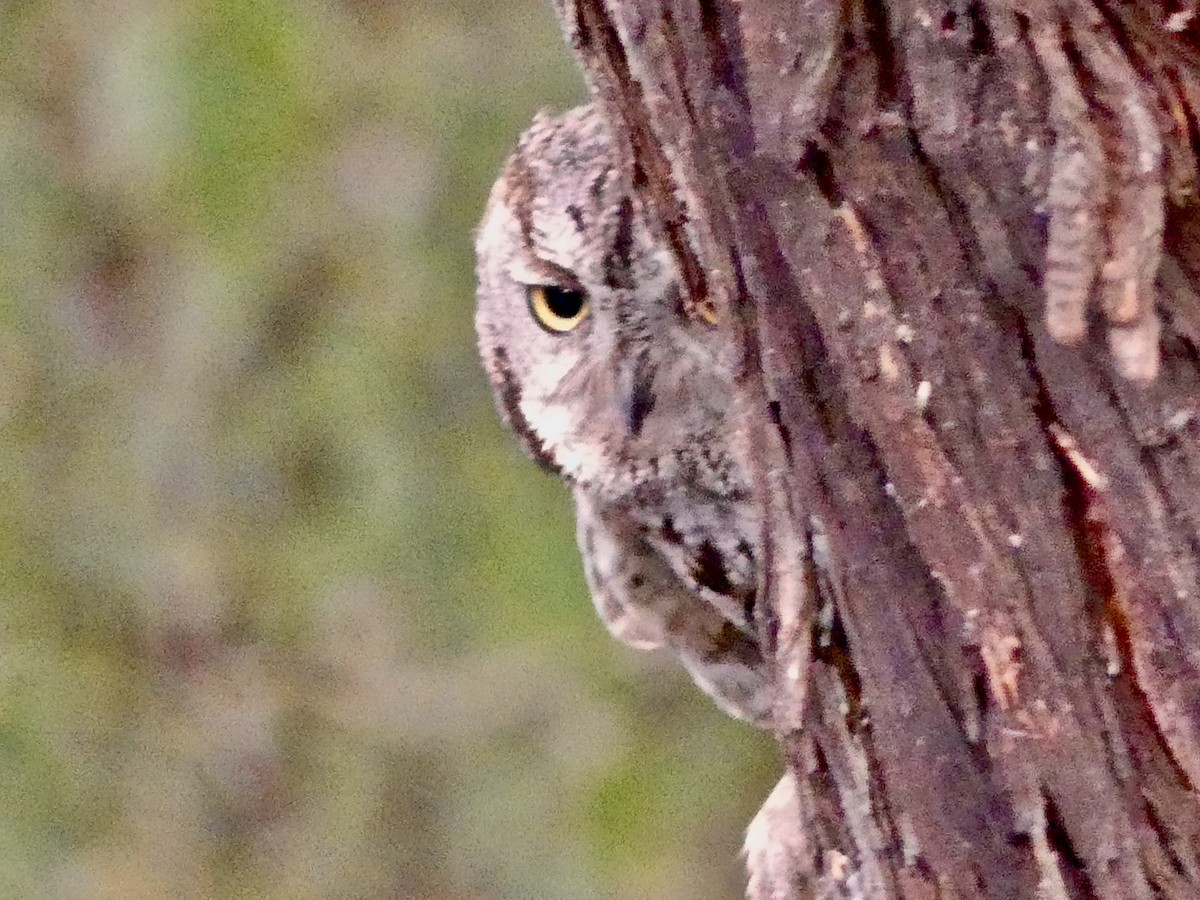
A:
[{"xmin": 555, "ymin": 0, "xmax": 1200, "ymax": 897}]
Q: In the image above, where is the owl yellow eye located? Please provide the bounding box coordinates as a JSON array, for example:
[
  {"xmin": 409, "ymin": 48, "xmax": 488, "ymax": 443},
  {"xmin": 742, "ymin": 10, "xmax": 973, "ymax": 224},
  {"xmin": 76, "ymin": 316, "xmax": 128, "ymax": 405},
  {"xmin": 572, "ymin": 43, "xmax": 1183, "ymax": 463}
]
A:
[
  {"xmin": 697, "ymin": 297, "xmax": 718, "ymax": 326},
  {"xmin": 528, "ymin": 285, "xmax": 589, "ymax": 333}
]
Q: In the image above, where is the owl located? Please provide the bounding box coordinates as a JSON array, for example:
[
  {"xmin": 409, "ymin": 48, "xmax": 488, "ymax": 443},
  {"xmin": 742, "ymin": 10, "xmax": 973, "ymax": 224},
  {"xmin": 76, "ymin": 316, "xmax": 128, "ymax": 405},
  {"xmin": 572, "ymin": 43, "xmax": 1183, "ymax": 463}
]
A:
[{"xmin": 474, "ymin": 104, "xmax": 774, "ymax": 726}]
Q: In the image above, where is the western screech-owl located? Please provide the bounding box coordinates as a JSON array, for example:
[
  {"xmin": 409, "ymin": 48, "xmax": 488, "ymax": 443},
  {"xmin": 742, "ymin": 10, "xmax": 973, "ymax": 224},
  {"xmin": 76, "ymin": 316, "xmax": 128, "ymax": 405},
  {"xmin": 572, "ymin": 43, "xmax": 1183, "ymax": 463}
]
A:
[{"xmin": 474, "ymin": 104, "xmax": 774, "ymax": 726}]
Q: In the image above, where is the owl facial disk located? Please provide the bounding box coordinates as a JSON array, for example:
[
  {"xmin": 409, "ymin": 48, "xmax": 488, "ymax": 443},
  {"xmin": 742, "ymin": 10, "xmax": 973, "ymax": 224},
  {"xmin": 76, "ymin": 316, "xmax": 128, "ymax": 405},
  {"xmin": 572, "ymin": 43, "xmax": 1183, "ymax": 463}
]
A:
[{"xmin": 475, "ymin": 105, "xmax": 746, "ymax": 496}]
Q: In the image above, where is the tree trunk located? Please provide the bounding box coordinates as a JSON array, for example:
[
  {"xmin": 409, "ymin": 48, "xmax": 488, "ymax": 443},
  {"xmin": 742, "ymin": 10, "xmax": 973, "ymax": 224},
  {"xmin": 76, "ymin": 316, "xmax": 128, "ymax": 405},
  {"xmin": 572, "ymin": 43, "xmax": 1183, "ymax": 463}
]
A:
[{"xmin": 552, "ymin": 1, "xmax": 1200, "ymax": 897}]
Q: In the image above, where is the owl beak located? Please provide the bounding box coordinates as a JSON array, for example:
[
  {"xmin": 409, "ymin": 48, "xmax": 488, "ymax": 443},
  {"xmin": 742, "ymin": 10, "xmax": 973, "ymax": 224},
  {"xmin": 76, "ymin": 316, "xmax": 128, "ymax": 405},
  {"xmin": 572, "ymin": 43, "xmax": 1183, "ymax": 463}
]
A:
[{"xmin": 618, "ymin": 358, "xmax": 656, "ymax": 438}]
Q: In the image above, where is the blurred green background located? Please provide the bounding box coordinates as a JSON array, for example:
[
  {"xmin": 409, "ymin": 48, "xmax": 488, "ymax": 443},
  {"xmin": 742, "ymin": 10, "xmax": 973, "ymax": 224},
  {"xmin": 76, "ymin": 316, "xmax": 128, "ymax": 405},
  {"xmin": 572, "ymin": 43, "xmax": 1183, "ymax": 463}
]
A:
[{"xmin": 0, "ymin": 2, "xmax": 777, "ymax": 897}]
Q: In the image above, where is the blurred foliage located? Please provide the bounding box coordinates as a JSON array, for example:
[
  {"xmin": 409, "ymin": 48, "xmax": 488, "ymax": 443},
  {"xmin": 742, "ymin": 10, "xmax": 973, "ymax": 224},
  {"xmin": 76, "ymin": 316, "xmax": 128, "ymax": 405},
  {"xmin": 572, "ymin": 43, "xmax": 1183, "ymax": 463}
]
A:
[{"xmin": 0, "ymin": 1, "xmax": 777, "ymax": 898}]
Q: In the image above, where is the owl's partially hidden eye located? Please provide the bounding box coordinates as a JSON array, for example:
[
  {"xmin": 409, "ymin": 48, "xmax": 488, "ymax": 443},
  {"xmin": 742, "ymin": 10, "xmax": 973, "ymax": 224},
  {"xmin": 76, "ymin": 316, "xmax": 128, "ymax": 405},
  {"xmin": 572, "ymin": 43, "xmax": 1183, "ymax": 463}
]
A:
[{"xmin": 528, "ymin": 284, "xmax": 589, "ymax": 333}]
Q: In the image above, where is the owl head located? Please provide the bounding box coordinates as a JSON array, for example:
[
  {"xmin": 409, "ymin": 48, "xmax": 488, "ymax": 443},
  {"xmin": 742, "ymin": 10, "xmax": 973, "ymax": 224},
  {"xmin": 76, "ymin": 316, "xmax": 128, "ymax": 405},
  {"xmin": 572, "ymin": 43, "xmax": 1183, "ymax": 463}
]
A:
[{"xmin": 475, "ymin": 105, "xmax": 744, "ymax": 500}]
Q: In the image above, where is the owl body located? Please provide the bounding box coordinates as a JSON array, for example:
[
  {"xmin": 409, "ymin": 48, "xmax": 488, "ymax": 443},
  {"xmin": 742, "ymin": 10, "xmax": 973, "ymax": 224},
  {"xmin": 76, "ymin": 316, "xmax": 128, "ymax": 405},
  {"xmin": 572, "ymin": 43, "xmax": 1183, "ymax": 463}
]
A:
[{"xmin": 475, "ymin": 105, "xmax": 772, "ymax": 725}]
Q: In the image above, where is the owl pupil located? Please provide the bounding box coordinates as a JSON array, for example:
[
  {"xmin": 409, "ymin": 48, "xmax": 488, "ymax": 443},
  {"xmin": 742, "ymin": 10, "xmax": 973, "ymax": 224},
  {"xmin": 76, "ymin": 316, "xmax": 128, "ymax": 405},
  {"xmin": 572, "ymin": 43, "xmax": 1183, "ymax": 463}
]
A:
[{"xmin": 544, "ymin": 286, "xmax": 584, "ymax": 318}]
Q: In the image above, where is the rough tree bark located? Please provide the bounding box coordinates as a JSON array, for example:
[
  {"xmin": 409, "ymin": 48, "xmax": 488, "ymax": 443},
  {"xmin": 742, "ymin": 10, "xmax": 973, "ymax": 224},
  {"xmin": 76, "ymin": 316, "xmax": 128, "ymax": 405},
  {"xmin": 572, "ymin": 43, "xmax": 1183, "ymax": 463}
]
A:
[{"xmin": 552, "ymin": 1, "xmax": 1200, "ymax": 897}]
